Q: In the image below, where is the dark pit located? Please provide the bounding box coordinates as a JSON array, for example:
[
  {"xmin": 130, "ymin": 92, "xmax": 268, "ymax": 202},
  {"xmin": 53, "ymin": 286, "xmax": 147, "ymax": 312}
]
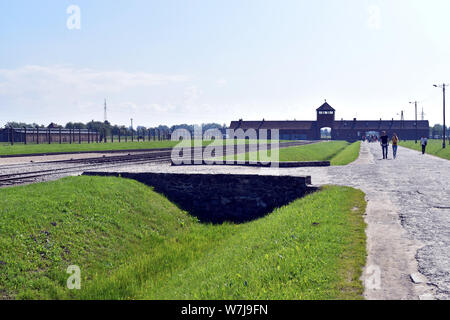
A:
[{"xmin": 83, "ymin": 172, "xmax": 315, "ymax": 224}]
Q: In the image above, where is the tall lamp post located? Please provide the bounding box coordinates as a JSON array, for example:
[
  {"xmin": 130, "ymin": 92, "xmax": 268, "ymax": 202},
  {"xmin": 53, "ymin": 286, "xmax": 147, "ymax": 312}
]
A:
[
  {"xmin": 131, "ymin": 118, "xmax": 135, "ymax": 142},
  {"xmin": 409, "ymin": 101, "xmax": 418, "ymax": 143},
  {"xmin": 433, "ymin": 84, "xmax": 447, "ymax": 149}
]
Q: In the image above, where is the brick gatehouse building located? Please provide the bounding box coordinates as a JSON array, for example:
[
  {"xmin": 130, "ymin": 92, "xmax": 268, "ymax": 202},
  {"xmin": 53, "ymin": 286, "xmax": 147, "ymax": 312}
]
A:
[{"xmin": 229, "ymin": 101, "xmax": 429, "ymax": 141}]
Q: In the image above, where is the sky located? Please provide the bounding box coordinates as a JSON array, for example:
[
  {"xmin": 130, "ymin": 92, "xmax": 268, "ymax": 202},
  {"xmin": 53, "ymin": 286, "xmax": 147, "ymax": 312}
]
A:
[{"xmin": 1, "ymin": 0, "xmax": 450, "ymax": 128}]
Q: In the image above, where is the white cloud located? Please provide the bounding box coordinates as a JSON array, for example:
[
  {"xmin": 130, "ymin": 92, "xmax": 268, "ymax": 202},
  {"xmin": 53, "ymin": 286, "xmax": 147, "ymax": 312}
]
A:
[
  {"xmin": 216, "ymin": 78, "xmax": 228, "ymax": 87},
  {"xmin": 367, "ymin": 5, "xmax": 382, "ymax": 31},
  {"xmin": 0, "ymin": 65, "xmax": 189, "ymax": 97},
  {"xmin": 0, "ymin": 65, "xmax": 255, "ymax": 126},
  {"xmin": 0, "ymin": 65, "xmax": 195, "ymax": 125},
  {"xmin": 184, "ymin": 85, "xmax": 203, "ymax": 102}
]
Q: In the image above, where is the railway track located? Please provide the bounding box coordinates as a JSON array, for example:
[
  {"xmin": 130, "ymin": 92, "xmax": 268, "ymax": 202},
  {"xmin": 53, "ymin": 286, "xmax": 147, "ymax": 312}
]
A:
[
  {"xmin": 0, "ymin": 141, "xmax": 317, "ymax": 187},
  {"xmin": 0, "ymin": 155, "xmax": 172, "ymax": 187}
]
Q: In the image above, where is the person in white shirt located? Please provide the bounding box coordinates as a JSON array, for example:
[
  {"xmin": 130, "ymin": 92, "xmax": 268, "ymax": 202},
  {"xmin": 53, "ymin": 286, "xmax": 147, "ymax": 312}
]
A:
[{"xmin": 421, "ymin": 136, "xmax": 428, "ymax": 154}]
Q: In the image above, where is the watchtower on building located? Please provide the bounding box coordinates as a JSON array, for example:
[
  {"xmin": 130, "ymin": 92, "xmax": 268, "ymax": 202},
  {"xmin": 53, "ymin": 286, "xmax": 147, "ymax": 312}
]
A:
[{"xmin": 316, "ymin": 101, "xmax": 336, "ymax": 128}]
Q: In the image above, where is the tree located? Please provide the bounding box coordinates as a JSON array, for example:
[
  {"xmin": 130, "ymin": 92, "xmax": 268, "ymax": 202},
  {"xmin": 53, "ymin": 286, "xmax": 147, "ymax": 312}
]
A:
[
  {"xmin": 170, "ymin": 124, "xmax": 194, "ymax": 135},
  {"xmin": 87, "ymin": 121, "xmax": 104, "ymax": 132},
  {"xmin": 431, "ymin": 124, "xmax": 444, "ymax": 138},
  {"xmin": 5, "ymin": 122, "xmax": 31, "ymax": 128},
  {"xmin": 202, "ymin": 123, "xmax": 223, "ymax": 133},
  {"xmin": 157, "ymin": 125, "xmax": 169, "ymax": 132}
]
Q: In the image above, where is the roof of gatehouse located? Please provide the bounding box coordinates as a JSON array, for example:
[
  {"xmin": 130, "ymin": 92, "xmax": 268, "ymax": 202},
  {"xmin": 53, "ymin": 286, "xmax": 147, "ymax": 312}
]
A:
[{"xmin": 316, "ymin": 101, "xmax": 335, "ymax": 112}]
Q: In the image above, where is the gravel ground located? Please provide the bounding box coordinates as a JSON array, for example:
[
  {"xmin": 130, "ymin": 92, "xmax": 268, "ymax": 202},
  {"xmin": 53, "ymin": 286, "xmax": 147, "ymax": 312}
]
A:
[
  {"xmin": 91, "ymin": 142, "xmax": 450, "ymax": 300},
  {"xmin": 0, "ymin": 142, "xmax": 315, "ymax": 187},
  {"xmin": 0, "ymin": 151, "xmax": 151, "ymax": 166},
  {"xmin": 0, "ymin": 151, "xmax": 168, "ymax": 187}
]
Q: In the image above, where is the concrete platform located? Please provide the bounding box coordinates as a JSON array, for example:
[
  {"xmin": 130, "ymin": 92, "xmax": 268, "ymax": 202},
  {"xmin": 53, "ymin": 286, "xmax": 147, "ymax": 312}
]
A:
[{"xmin": 170, "ymin": 160, "xmax": 330, "ymax": 168}]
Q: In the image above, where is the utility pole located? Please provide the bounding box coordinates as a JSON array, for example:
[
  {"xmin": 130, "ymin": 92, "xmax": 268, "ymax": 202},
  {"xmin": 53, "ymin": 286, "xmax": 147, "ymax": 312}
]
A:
[
  {"xmin": 130, "ymin": 118, "xmax": 134, "ymax": 142},
  {"xmin": 399, "ymin": 110, "xmax": 405, "ymax": 128},
  {"xmin": 444, "ymin": 85, "xmax": 446, "ymax": 149},
  {"xmin": 409, "ymin": 101, "xmax": 418, "ymax": 143},
  {"xmin": 104, "ymin": 99, "xmax": 107, "ymax": 123},
  {"xmin": 434, "ymin": 84, "xmax": 447, "ymax": 149}
]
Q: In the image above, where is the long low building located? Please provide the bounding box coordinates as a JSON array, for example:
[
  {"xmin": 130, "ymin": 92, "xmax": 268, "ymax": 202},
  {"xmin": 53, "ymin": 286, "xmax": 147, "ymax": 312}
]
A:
[
  {"xmin": 0, "ymin": 127, "xmax": 98, "ymax": 144},
  {"xmin": 230, "ymin": 102, "xmax": 429, "ymax": 141}
]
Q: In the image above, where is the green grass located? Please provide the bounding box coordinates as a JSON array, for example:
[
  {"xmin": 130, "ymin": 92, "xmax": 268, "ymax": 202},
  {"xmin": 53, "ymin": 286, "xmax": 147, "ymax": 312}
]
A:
[
  {"xmin": 0, "ymin": 139, "xmax": 288, "ymax": 156},
  {"xmin": 0, "ymin": 141, "xmax": 179, "ymax": 156},
  {"xmin": 226, "ymin": 141, "xmax": 361, "ymax": 166},
  {"xmin": 0, "ymin": 176, "xmax": 367, "ymax": 300},
  {"xmin": 399, "ymin": 140, "xmax": 450, "ymax": 160},
  {"xmin": 330, "ymin": 142, "xmax": 361, "ymax": 166}
]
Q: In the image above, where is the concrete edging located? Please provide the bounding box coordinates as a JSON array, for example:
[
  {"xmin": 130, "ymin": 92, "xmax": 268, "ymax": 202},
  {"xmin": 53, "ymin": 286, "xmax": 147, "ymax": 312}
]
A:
[{"xmin": 171, "ymin": 160, "xmax": 330, "ymax": 168}]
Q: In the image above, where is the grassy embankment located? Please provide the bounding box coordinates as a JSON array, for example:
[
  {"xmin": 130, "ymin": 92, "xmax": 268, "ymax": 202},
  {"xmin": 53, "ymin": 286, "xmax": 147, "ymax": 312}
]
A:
[
  {"xmin": 225, "ymin": 141, "xmax": 361, "ymax": 166},
  {"xmin": 0, "ymin": 176, "xmax": 367, "ymax": 300},
  {"xmin": 0, "ymin": 140, "xmax": 288, "ymax": 157},
  {"xmin": 0, "ymin": 141, "xmax": 179, "ymax": 156},
  {"xmin": 399, "ymin": 140, "xmax": 450, "ymax": 160}
]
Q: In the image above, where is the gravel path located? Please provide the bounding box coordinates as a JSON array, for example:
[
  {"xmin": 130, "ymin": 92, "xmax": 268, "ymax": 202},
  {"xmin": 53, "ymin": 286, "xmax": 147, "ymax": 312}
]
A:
[
  {"xmin": 94, "ymin": 142, "xmax": 450, "ymax": 300},
  {"xmin": 334, "ymin": 143, "xmax": 450, "ymax": 300}
]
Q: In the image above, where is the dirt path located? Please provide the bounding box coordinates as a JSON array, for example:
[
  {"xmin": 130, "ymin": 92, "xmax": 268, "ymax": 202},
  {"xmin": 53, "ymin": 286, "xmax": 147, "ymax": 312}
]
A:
[
  {"xmin": 299, "ymin": 142, "xmax": 449, "ymax": 299},
  {"xmin": 337, "ymin": 143, "xmax": 450, "ymax": 300}
]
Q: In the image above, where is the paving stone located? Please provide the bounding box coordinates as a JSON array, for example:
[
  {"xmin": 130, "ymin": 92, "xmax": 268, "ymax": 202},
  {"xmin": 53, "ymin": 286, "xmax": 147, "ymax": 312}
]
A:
[{"xmin": 410, "ymin": 273, "xmax": 427, "ymax": 284}]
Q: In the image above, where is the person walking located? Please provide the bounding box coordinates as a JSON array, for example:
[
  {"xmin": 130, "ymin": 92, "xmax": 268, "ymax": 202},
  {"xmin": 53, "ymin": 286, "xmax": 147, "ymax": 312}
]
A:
[
  {"xmin": 380, "ymin": 131, "xmax": 389, "ymax": 159},
  {"xmin": 421, "ymin": 136, "xmax": 428, "ymax": 155},
  {"xmin": 392, "ymin": 133, "xmax": 399, "ymax": 159}
]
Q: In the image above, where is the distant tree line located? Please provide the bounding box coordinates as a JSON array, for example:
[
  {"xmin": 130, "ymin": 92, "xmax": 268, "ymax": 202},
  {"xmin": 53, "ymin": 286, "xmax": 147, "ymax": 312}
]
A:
[
  {"xmin": 3, "ymin": 121, "xmax": 228, "ymax": 137},
  {"xmin": 430, "ymin": 124, "xmax": 450, "ymax": 138},
  {"xmin": 6, "ymin": 121, "xmax": 447, "ymax": 139}
]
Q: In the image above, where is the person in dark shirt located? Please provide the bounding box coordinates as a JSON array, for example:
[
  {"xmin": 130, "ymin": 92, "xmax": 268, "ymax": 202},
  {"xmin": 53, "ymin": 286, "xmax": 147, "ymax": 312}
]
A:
[{"xmin": 380, "ymin": 131, "xmax": 389, "ymax": 159}]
